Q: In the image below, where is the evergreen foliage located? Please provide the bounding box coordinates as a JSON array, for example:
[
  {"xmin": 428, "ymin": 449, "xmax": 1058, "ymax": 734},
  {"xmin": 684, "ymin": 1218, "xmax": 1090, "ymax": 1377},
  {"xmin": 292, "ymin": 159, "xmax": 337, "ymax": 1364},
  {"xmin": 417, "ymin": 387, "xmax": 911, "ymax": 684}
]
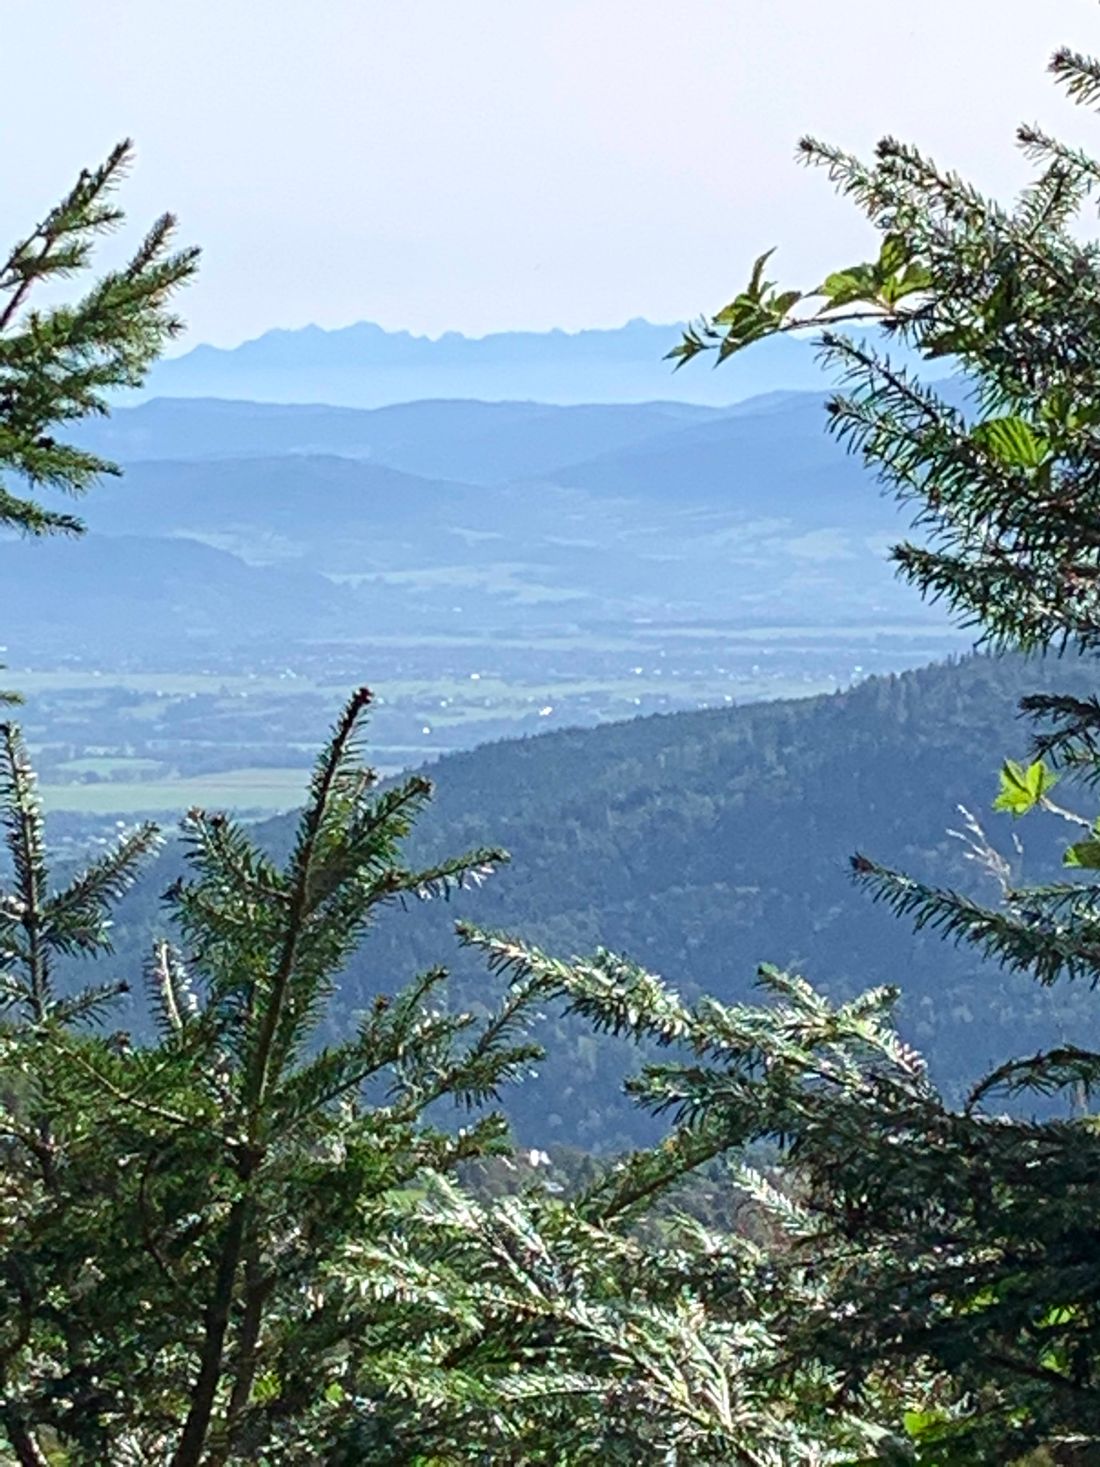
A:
[
  {"xmin": 0, "ymin": 140, "xmax": 197, "ymax": 539},
  {"xmin": 0, "ymin": 140, "xmax": 196, "ymax": 706},
  {"xmin": 508, "ymin": 15, "xmax": 1100, "ymax": 1459},
  {"xmin": 671, "ymin": 57, "xmax": 1100, "ymax": 658},
  {"xmin": 2, "ymin": 694, "xmax": 863, "ymax": 1463},
  {"xmin": 88, "ymin": 650, "xmax": 1100, "ymax": 1148},
  {"xmin": 1, "ymin": 692, "xmax": 561, "ymax": 1462}
]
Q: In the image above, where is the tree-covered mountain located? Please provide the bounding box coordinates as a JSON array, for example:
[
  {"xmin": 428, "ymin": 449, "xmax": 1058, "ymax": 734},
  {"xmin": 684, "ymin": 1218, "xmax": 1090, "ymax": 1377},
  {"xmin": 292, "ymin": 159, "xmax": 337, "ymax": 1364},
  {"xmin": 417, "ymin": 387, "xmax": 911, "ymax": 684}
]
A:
[{"xmin": 96, "ymin": 651, "xmax": 1099, "ymax": 1150}]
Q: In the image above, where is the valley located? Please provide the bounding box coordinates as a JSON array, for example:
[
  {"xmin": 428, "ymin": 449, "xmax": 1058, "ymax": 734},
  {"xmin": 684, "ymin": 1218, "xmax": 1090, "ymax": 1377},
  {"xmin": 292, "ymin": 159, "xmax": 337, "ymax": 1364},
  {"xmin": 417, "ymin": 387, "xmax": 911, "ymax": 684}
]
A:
[
  {"xmin": 8, "ymin": 389, "xmax": 965, "ymax": 823},
  {"xmin": 20, "ymin": 622, "xmax": 959, "ymax": 819}
]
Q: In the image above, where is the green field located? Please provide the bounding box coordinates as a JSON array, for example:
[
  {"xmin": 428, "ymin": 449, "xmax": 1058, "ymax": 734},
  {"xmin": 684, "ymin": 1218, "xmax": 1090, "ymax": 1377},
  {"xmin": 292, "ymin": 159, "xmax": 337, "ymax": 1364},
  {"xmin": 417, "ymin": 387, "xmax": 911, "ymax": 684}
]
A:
[
  {"xmin": 39, "ymin": 767, "xmax": 311, "ymax": 815},
  {"xmin": 56, "ymin": 756, "xmax": 164, "ymax": 776},
  {"xmin": 19, "ymin": 620, "xmax": 964, "ymax": 819},
  {"xmin": 10, "ymin": 670, "xmax": 343, "ymax": 696}
]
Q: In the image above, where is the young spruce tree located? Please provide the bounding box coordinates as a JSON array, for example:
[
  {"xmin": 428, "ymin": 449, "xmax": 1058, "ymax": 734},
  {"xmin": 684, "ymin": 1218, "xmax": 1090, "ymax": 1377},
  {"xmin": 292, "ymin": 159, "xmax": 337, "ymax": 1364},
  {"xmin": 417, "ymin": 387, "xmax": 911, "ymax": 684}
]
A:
[
  {"xmin": 0, "ymin": 139, "xmax": 198, "ymax": 539},
  {"xmin": 350, "ymin": 13, "xmax": 1100, "ymax": 1466},
  {"xmin": 449, "ymin": 17, "xmax": 1100, "ymax": 1464}
]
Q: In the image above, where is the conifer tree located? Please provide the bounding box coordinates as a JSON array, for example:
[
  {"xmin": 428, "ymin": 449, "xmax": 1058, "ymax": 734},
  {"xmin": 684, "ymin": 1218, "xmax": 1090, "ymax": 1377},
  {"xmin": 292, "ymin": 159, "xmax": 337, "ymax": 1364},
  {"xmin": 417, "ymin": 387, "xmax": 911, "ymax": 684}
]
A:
[
  {"xmin": 33, "ymin": 50, "xmax": 1100, "ymax": 1453},
  {"xmin": 0, "ymin": 144, "xmax": 843, "ymax": 1466},
  {"xmin": 0, "ymin": 139, "xmax": 198, "ymax": 538},
  {"xmin": 364, "ymin": 13, "xmax": 1100, "ymax": 1463},
  {"xmin": 453, "ymin": 16, "xmax": 1100, "ymax": 1461},
  {"xmin": 0, "ymin": 690, "xmax": 563, "ymax": 1463},
  {"xmin": 0, "ymin": 140, "xmax": 197, "ymax": 703}
]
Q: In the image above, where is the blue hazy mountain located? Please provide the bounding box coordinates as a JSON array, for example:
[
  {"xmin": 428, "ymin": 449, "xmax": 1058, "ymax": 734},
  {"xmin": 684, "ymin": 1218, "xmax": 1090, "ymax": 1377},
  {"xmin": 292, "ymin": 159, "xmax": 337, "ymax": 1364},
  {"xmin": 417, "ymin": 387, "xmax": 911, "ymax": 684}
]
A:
[
  {"xmin": 76, "ymin": 396, "xmax": 727, "ymax": 483},
  {"xmin": 0, "ymin": 533, "xmax": 358, "ymax": 653},
  {"xmin": 138, "ymin": 318, "xmax": 850, "ymax": 408},
  {"xmin": 25, "ymin": 388, "xmax": 950, "ymax": 656}
]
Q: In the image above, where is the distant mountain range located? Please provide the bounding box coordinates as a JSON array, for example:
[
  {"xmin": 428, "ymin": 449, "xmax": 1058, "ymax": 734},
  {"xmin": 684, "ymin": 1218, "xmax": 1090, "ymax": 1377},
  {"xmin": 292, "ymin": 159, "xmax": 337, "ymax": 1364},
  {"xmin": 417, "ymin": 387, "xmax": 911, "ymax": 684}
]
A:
[
  {"xmin": 76, "ymin": 395, "xmax": 727, "ymax": 481},
  {"xmin": 0, "ymin": 389, "xmax": 958, "ymax": 658},
  {"xmin": 136, "ymin": 318, "xmax": 889, "ymax": 408}
]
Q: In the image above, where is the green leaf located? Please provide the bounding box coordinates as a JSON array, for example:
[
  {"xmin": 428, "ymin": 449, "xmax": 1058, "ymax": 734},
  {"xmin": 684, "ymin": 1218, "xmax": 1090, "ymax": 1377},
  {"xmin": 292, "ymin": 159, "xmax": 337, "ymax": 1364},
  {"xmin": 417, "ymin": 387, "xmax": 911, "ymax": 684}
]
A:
[
  {"xmin": 958, "ymin": 1284, "xmax": 999, "ymax": 1314},
  {"xmin": 821, "ymin": 264, "xmax": 877, "ymax": 307},
  {"xmin": 771, "ymin": 289, "xmax": 803, "ymax": 317},
  {"xmin": 878, "ymin": 233, "xmax": 910, "ymax": 277},
  {"xmin": 880, "ymin": 256, "xmax": 933, "ymax": 307},
  {"xmin": 747, "ymin": 247, "xmax": 776, "ymax": 299},
  {"xmin": 1039, "ymin": 1303, "xmax": 1081, "ymax": 1327},
  {"xmin": 993, "ymin": 758, "xmax": 1058, "ymax": 816},
  {"xmin": 1064, "ymin": 840, "xmax": 1100, "ymax": 869},
  {"xmin": 252, "ymin": 1370, "xmax": 281, "ymax": 1404},
  {"xmin": 903, "ymin": 1407, "xmax": 946, "ymax": 1438},
  {"xmin": 713, "ymin": 297, "xmax": 746, "ymax": 326},
  {"xmin": 717, "ymin": 317, "xmax": 772, "ymax": 360},
  {"xmin": 898, "ymin": 260, "xmax": 932, "ymax": 293},
  {"xmin": 971, "ymin": 415, "xmax": 1050, "ymax": 470}
]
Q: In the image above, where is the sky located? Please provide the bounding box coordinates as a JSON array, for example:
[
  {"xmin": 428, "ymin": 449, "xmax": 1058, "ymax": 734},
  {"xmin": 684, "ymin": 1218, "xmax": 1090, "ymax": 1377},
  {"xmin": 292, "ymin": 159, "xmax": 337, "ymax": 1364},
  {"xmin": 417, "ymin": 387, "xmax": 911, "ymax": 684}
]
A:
[{"xmin": 3, "ymin": 0, "xmax": 1091, "ymax": 350}]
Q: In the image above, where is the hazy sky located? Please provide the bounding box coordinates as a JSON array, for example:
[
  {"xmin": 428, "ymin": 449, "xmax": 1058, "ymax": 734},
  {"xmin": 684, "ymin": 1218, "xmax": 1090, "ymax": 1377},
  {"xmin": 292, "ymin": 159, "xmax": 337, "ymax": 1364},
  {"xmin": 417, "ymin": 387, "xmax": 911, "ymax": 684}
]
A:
[{"xmin": 3, "ymin": 1, "xmax": 1091, "ymax": 348}]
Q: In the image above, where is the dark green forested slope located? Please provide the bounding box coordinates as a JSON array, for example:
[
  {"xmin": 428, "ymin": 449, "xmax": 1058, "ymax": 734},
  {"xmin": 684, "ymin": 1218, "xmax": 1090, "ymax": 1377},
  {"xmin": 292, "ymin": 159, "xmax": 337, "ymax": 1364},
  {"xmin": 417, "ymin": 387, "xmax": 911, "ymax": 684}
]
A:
[{"xmin": 102, "ymin": 651, "xmax": 1100, "ymax": 1148}]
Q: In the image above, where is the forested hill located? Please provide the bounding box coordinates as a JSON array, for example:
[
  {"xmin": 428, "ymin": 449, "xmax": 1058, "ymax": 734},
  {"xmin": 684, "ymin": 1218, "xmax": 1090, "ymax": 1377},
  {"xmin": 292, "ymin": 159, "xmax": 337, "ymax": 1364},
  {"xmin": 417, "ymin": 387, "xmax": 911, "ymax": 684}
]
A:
[{"xmin": 103, "ymin": 651, "xmax": 1100, "ymax": 1148}]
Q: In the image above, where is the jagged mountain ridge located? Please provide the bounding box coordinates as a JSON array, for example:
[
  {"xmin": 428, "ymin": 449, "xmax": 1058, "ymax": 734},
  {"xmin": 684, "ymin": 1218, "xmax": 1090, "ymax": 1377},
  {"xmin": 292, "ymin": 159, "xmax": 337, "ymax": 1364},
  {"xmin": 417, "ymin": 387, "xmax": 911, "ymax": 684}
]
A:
[{"xmin": 137, "ymin": 318, "xmax": 900, "ymax": 407}]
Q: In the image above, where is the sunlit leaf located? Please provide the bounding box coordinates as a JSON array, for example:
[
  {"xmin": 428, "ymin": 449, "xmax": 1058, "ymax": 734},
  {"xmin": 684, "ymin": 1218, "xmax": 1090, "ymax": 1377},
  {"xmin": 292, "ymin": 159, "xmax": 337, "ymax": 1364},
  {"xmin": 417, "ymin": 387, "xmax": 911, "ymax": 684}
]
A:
[
  {"xmin": 971, "ymin": 416, "xmax": 1051, "ymax": 470},
  {"xmin": 1064, "ymin": 840, "xmax": 1100, "ymax": 869},
  {"xmin": 878, "ymin": 233, "xmax": 910, "ymax": 277},
  {"xmin": 821, "ymin": 264, "xmax": 877, "ymax": 307},
  {"xmin": 993, "ymin": 758, "xmax": 1058, "ymax": 816}
]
